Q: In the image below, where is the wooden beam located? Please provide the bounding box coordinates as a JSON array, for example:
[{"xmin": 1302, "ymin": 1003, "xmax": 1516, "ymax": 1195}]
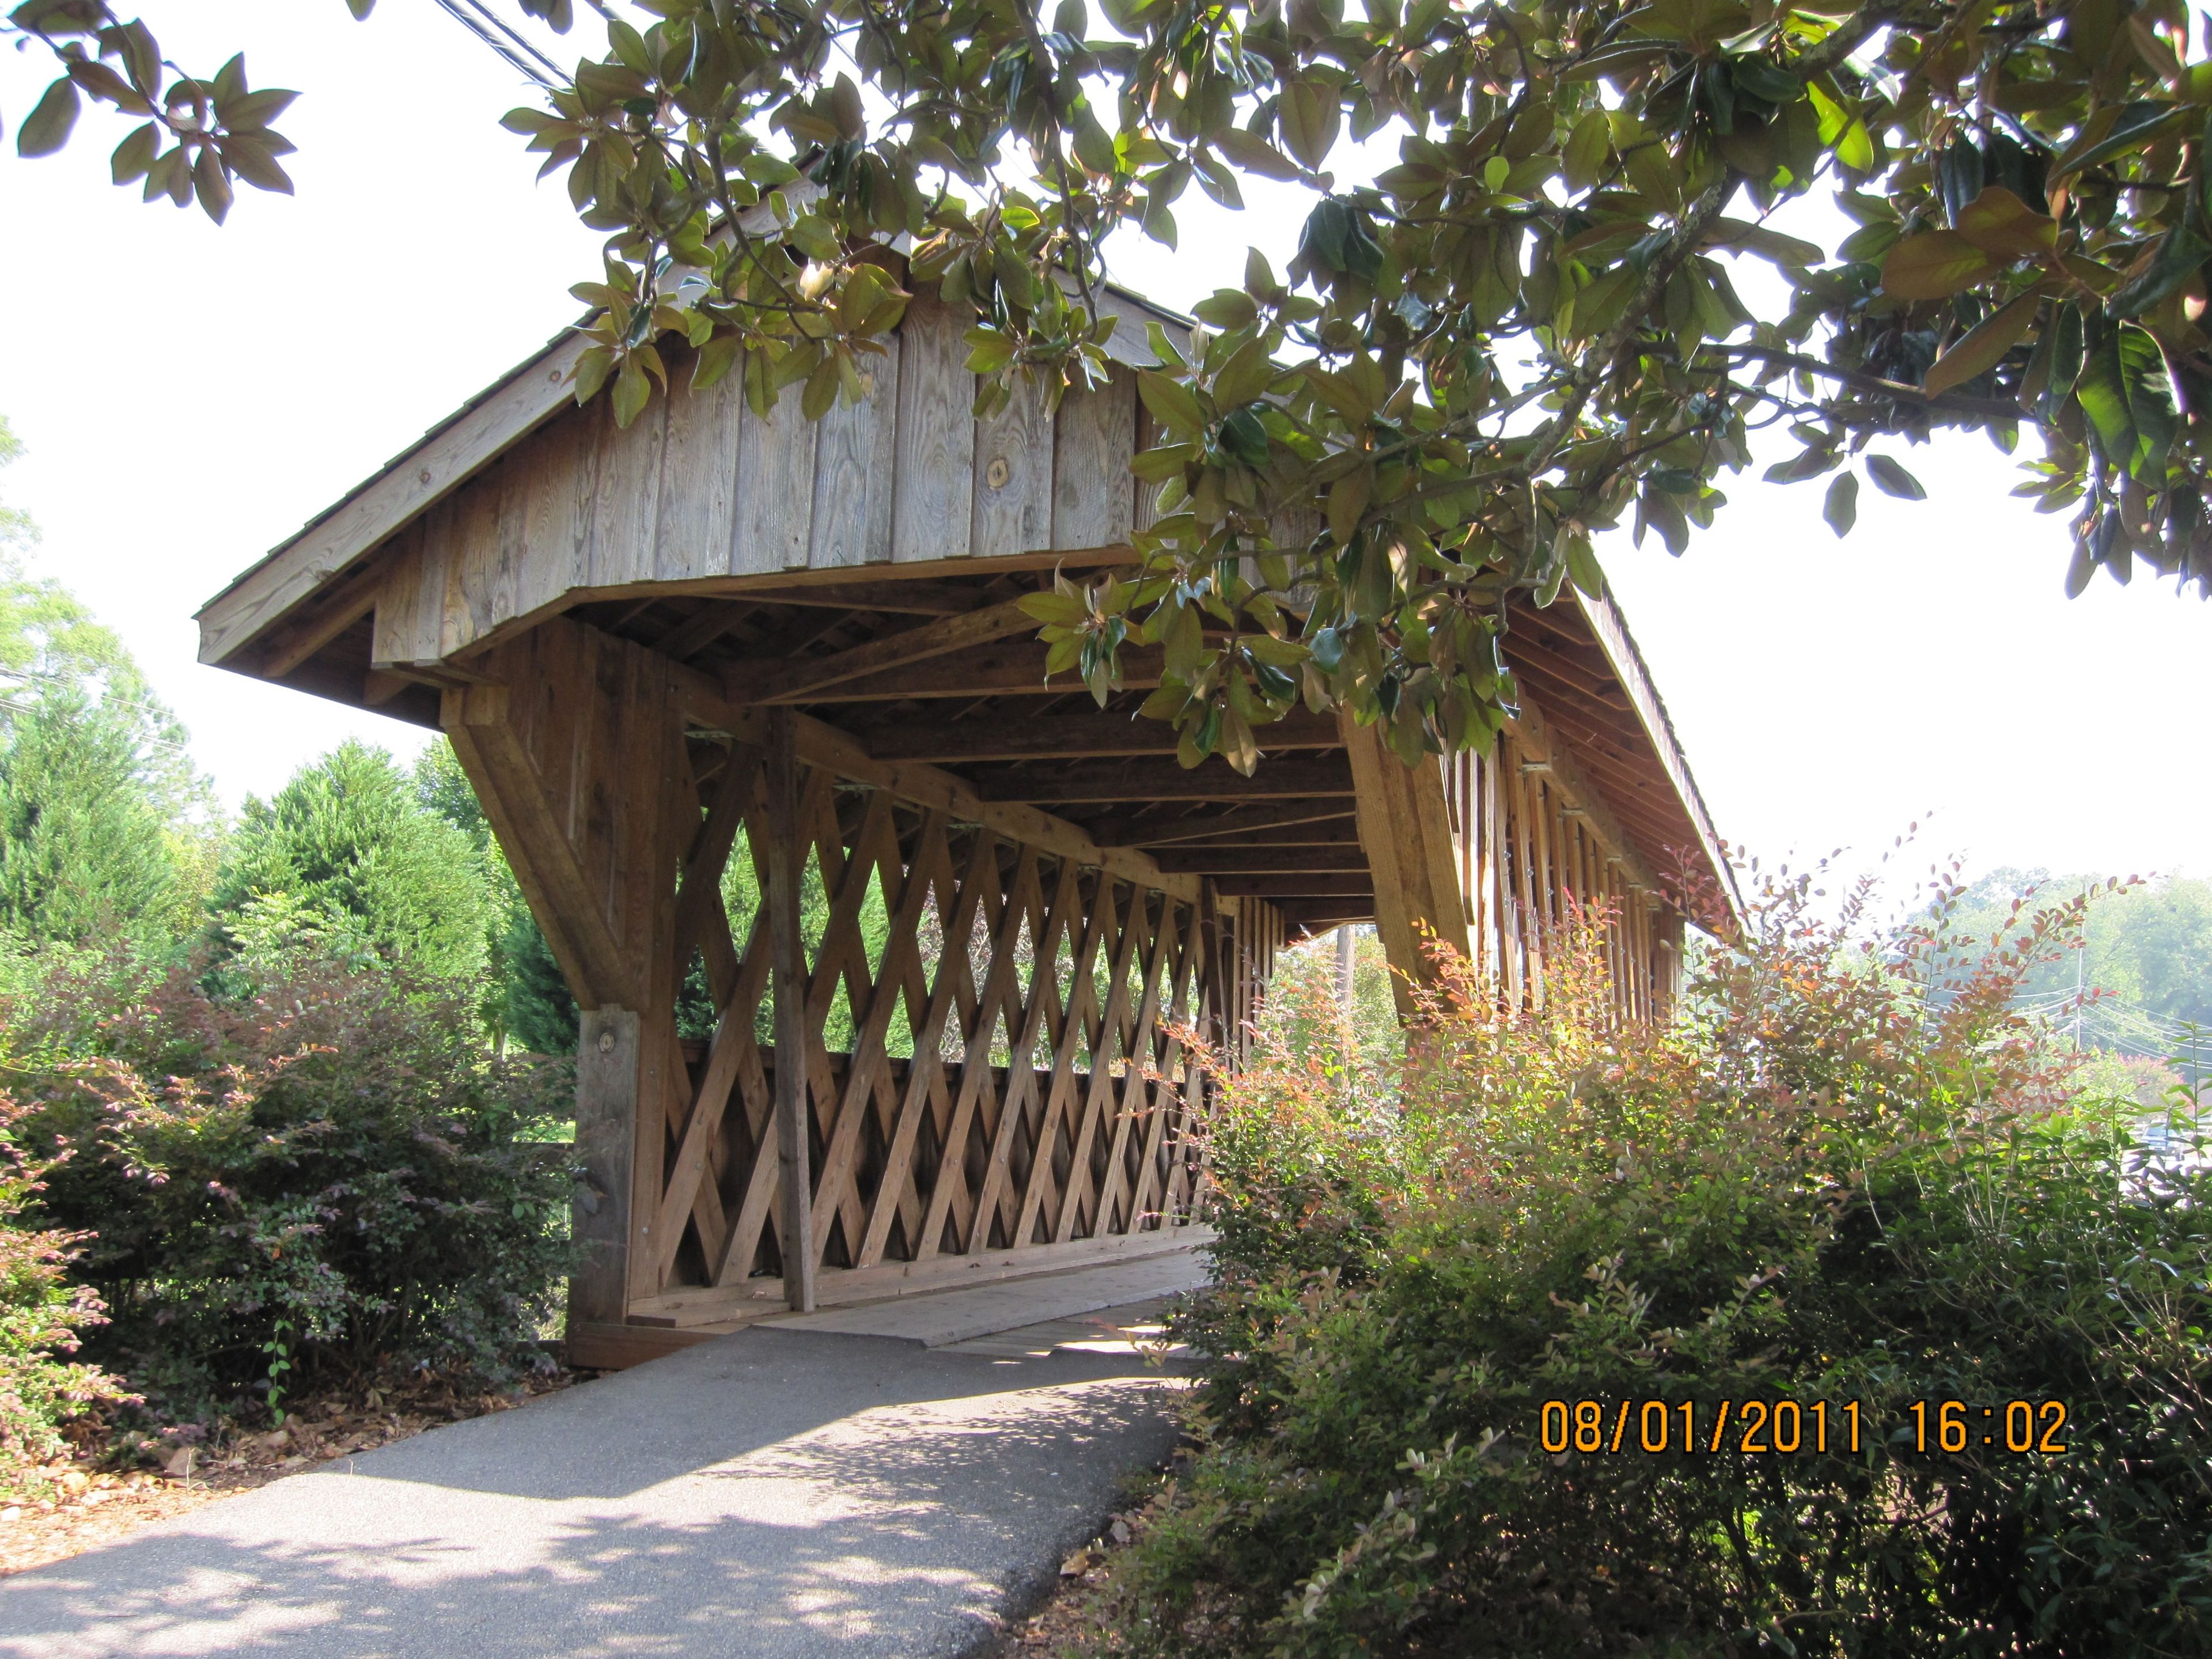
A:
[
  {"xmin": 719, "ymin": 579, "xmax": 996, "ymax": 616},
  {"xmin": 1094, "ymin": 803, "xmax": 1359, "ymax": 847},
  {"xmin": 653, "ymin": 602, "xmax": 756, "ymax": 664},
  {"xmin": 764, "ymin": 709, "xmax": 816, "ymax": 1314},
  {"xmin": 1341, "ymin": 713, "xmax": 1471, "ymax": 1016},
  {"xmin": 783, "ymin": 639, "xmax": 1166, "ymax": 702},
  {"xmin": 1211, "ymin": 874, "xmax": 1376, "ymax": 898},
  {"xmin": 569, "ymin": 1007, "xmax": 639, "ymax": 1328},
  {"xmin": 661, "ymin": 632, "xmax": 1203, "ymax": 905},
  {"xmin": 1508, "ymin": 700, "xmax": 1661, "ymax": 896},
  {"xmin": 725, "ymin": 594, "xmax": 1041, "ymax": 703},
  {"xmin": 976, "ymin": 755, "xmax": 1356, "ymax": 804},
  {"xmin": 1149, "ymin": 844, "xmax": 1370, "ymax": 874},
  {"xmin": 256, "ymin": 563, "xmax": 385, "ymax": 680},
  {"xmin": 858, "ymin": 706, "xmax": 1340, "ymax": 763}
]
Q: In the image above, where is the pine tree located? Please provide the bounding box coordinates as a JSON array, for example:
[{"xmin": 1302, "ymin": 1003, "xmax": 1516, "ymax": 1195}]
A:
[
  {"xmin": 211, "ymin": 741, "xmax": 493, "ymax": 984},
  {"xmin": 0, "ymin": 690, "xmax": 176, "ymax": 944}
]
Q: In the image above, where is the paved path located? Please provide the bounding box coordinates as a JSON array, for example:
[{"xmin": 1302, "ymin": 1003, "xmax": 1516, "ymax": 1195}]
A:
[{"xmin": 0, "ymin": 1264, "xmax": 1200, "ymax": 1658}]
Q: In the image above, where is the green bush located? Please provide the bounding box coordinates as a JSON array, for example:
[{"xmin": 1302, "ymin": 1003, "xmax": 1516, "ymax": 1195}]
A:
[
  {"xmin": 1121, "ymin": 877, "xmax": 2212, "ymax": 1658},
  {"xmin": 2, "ymin": 947, "xmax": 575, "ymax": 1427}
]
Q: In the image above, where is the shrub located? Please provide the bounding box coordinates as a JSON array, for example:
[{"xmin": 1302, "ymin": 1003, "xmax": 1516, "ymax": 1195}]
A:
[
  {"xmin": 1120, "ymin": 871, "xmax": 2212, "ymax": 1658},
  {"xmin": 2, "ymin": 947, "xmax": 575, "ymax": 1426},
  {"xmin": 0, "ymin": 1096, "xmax": 131, "ymax": 1490}
]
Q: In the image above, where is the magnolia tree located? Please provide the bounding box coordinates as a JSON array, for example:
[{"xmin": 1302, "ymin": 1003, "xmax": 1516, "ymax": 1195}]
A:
[{"xmin": 9, "ymin": 0, "xmax": 2210, "ymax": 770}]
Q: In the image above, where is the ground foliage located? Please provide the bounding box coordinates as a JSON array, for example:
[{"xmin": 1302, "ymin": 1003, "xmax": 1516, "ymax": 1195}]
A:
[
  {"xmin": 1094, "ymin": 874, "xmax": 2212, "ymax": 1657},
  {"xmin": 0, "ymin": 948, "xmax": 576, "ymax": 1430}
]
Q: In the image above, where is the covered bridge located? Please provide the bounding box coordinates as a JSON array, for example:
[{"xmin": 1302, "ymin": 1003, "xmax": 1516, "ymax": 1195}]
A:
[{"xmin": 196, "ymin": 285, "xmax": 1733, "ymax": 1366}]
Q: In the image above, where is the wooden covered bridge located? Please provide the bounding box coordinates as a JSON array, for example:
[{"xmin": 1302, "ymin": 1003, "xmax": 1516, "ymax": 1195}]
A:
[{"xmin": 196, "ymin": 286, "xmax": 1732, "ymax": 1367}]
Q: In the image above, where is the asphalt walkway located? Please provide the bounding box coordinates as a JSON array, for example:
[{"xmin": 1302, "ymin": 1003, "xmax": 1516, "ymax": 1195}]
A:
[{"xmin": 0, "ymin": 1259, "xmax": 1202, "ymax": 1658}]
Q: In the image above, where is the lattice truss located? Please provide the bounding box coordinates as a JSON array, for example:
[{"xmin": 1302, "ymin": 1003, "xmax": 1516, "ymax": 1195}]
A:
[{"xmin": 646, "ymin": 733, "xmax": 1219, "ymax": 1297}]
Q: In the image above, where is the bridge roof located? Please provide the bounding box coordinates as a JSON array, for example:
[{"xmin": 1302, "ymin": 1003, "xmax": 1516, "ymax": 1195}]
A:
[{"xmin": 196, "ymin": 288, "xmax": 1738, "ymax": 934}]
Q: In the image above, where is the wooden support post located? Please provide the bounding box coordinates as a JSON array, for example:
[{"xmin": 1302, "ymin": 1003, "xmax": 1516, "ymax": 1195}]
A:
[
  {"xmin": 571, "ymin": 1007, "xmax": 640, "ymax": 1328},
  {"xmin": 764, "ymin": 709, "xmax": 817, "ymax": 1313},
  {"xmin": 1340, "ymin": 711, "xmax": 1472, "ymax": 1018}
]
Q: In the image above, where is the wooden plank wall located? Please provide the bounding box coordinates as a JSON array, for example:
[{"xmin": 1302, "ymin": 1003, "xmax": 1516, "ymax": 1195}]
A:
[{"xmin": 373, "ymin": 299, "xmax": 1149, "ymax": 669}]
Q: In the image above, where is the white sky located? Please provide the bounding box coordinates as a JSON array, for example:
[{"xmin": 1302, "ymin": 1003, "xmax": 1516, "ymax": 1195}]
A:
[{"xmin": 0, "ymin": 1, "xmax": 2203, "ymax": 884}]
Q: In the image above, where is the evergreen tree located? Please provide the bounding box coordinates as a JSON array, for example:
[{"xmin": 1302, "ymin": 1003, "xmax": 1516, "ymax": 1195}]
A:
[
  {"xmin": 211, "ymin": 741, "xmax": 492, "ymax": 984},
  {"xmin": 414, "ymin": 740, "xmax": 577, "ymax": 1054},
  {"xmin": 0, "ymin": 416, "xmax": 209, "ymax": 949},
  {"xmin": 0, "ymin": 691, "xmax": 176, "ymax": 944}
]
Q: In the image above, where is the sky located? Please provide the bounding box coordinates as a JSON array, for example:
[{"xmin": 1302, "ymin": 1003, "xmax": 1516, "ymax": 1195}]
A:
[{"xmin": 0, "ymin": 2, "xmax": 2203, "ymax": 888}]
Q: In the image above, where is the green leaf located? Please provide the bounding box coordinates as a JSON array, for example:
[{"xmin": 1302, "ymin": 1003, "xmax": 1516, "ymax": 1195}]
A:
[
  {"xmin": 2074, "ymin": 324, "xmax": 2177, "ymax": 481},
  {"xmin": 611, "ymin": 355, "xmax": 652, "ymax": 427},
  {"xmin": 1923, "ymin": 291, "xmax": 2039, "ymax": 397},
  {"xmin": 801, "ymin": 353, "xmax": 839, "ymax": 421},
  {"xmin": 1864, "ymin": 454, "xmax": 1926, "ymax": 500},
  {"xmin": 1953, "ymin": 187, "xmax": 2058, "ymax": 261},
  {"xmin": 1211, "ymin": 338, "xmax": 1275, "ymax": 410},
  {"xmin": 1137, "ymin": 370, "xmax": 1207, "ymax": 438},
  {"xmin": 1213, "ymin": 126, "xmax": 1300, "ymax": 181},
  {"xmin": 1823, "ymin": 471, "xmax": 1858, "ymax": 537},
  {"xmin": 2051, "ymin": 102, "xmax": 2186, "ymax": 182},
  {"xmin": 1562, "ymin": 111, "xmax": 1610, "ymax": 192},
  {"xmin": 1881, "ymin": 231, "xmax": 2001, "ymax": 301},
  {"xmin": 109, "ymin": 121, "xmax": 158, "ymax": 184},
  {"xmin": 1018, "ymin": 591, "xmax": 1088, "ymax": 627},
  {"xmin": 16, "ymin": 77, "xmax": 81, "ymax": 158},
  {"xmin": 1281, "ymin": 75, "xmax": 1340, "ymax": 171}
]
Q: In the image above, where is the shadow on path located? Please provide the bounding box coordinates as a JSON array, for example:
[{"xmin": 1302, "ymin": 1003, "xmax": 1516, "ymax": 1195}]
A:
[{"xmin": 0, "ymin": 1330, "xmax": 1190, "ymax": 1659}]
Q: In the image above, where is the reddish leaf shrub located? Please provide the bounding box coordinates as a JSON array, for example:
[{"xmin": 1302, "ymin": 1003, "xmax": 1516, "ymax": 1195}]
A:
[
  {"xmin": 1122, "ymin": 870, "xmax": 2212, "ymax": 1658},
  {"xmin": 0, "ymin": 1096, "xmax": 132, "ymax": 1492},
  {"xmin": 2, "ymin": 950, "xmax": 575, "ymax": 1429}
]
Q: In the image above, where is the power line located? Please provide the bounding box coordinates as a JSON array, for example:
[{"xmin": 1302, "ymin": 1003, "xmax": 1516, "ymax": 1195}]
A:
[{"xmin": 431, "ymin": 0, "xmax": 565, "ymax": 89}]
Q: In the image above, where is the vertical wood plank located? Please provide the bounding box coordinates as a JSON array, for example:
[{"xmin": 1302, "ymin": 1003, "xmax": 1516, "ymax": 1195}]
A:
[
  {"xmin": 571, "ymin": 1007, "xmax": 639, "ymax": 1327},
  {"xmin": 587, "ymin": 391, "xmax": 670, "ymax": 589},
  {"xmin": 733, "ymin": 388, "xmax": 819, "ymax": 573},
  {"xmin": 449, "ymin": 471, "xmax": 517, "ymax": 659},
  {"xmin": 972, "ymin": 368, "xmax": 1054, "ymax": 560},
  {"xmin": 765, "ymin": 710, "xmax": 816, "ymax": 1311},
  {"xmin": 656, "ymin": 362, "xmax": 743, "ymax": 582},
  {"xmin": 369, "ymin": 527, "xmax": 427, "ymax": 666},
  {"xmin": 514, "ymin": 414, "xmax": 592, "ymax": 621},
  {"xmin": 1051, "ymin": 370, "xmax": 1135, "ymax": 550},
  {"xmin": 891, "ymin": 298, "xmax": 976, "ymax": 563},
  {"xmin": 809, "ymin": 334, "xmax": 903, "ymax": 569}
]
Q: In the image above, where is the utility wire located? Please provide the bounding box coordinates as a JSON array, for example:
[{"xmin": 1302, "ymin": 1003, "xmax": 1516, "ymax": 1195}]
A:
[{"xmin": 431, "ymin": 0, "xmax": 565, "ymax": 89}]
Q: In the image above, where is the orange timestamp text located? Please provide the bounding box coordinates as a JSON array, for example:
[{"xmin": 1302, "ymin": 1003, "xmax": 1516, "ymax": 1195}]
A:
[{"xmin": 1538, "ymin": 1398, "xmax": 2071, "ymax": 1456}]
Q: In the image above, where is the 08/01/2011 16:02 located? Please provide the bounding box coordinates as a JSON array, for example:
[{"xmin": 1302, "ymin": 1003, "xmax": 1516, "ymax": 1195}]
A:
[{"xmin": 1539, "ymin": 1399, "xmax": 2072, "ymax": 1457}]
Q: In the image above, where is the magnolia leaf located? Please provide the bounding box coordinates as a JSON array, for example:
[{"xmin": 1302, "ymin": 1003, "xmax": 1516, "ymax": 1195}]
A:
[
  {"xmin": 2074, "ymin": 324, "xmax": 2177, "ymax": 481},
  {"xmin": 1137, "ymin": 370, "xmax": 1206, "ymax": 438},
  {"xmin": 16, "ymin": 77, "xmax": 81, "ymax": 158},
  {"xmin": 1562, "ymin": 110, "xmax": 1610, "ymax": 192},
  {"xmin": 1018, "ymin": 591, "xmax": 1088, "ymax": 627},
  {"xmin": 1953, "ymin": 186, "xmax": 2058, "ymax": 261},
  {"xmin": 611, "ymin": 356, "xmax": 652, "ymax": 427},
  {"xmin": 1823, "ymin": 471, "xmax": 1858, "ymax": 537},
  {"xmin": 1281, "ymin": 75, "xmax": 1340, "ymax": 171},
  {"xmin": 1923, "ymin": 291, "xmax": 2039, "ymax": 397},
  {"xmin": 1864, "ymin": 454, "xmax": 1926, "ymax": 500},
  {"xmin": 1703, "ymin": 218, "xmax": 1824, "ymax": 268},
  {"xmin": 1213, "ymin": 126, "xmax": 1300, "ymax": 180},
  {"xmin": 1881, "ymin": 230, "xmax": 2001, "ymax": 301}
]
